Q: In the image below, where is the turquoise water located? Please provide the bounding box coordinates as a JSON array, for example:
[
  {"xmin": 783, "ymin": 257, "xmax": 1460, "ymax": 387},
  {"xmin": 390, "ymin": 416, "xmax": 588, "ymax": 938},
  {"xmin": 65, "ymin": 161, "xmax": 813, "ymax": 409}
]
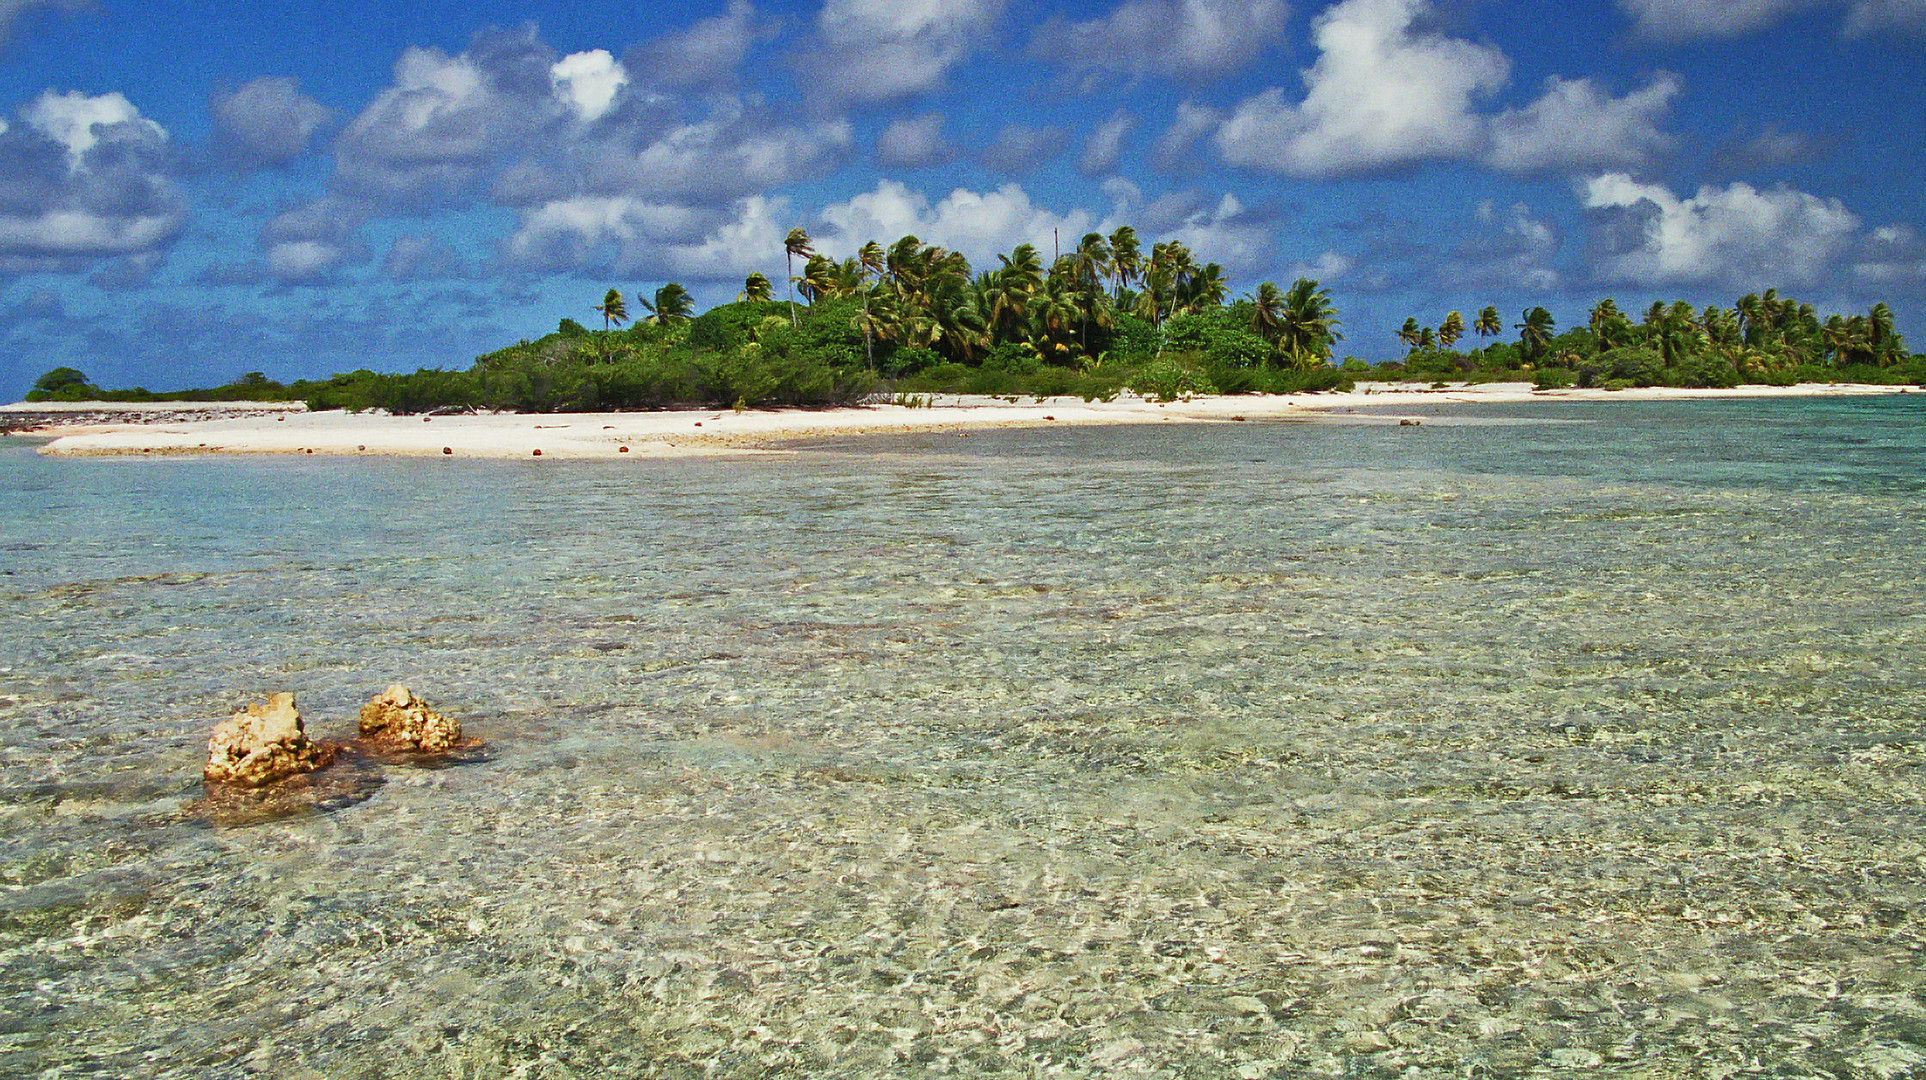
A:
[{"xmin": 1, "ymin": 396, "xmax": 1923, "ymax": 1077}]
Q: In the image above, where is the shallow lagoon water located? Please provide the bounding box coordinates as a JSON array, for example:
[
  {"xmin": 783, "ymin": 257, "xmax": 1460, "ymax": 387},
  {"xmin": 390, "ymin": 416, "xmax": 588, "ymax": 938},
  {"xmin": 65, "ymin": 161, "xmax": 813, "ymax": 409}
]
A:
[{"xmin": 1, "ymin": 397, "xmax": 1923, "ymax": 1078}]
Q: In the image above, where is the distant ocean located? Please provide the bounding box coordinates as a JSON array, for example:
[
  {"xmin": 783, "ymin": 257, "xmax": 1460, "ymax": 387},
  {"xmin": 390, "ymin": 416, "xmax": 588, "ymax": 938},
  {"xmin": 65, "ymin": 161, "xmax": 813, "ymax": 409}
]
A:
[{"xmin": 3, "ymin": 396, "xmax": 1923, "ymax": 1077}]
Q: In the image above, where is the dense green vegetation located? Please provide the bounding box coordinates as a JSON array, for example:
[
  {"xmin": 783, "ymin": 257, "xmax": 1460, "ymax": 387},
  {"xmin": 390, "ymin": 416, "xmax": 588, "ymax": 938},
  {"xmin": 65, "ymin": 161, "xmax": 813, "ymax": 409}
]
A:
[
  {"xmin": 23, "ymin": 231, "xmax": 1922, "ymax": 411},
  {"xmin": 1387, "ymin": 293, "xmax": 1923, "ymax": 390}
]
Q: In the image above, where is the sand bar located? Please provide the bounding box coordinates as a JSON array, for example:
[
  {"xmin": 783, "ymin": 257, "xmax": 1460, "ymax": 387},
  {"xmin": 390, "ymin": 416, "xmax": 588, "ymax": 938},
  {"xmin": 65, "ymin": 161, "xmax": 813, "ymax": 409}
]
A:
[{"xmin": 3, "ymin": 381, "xmax": 1916, "ymax": 459}]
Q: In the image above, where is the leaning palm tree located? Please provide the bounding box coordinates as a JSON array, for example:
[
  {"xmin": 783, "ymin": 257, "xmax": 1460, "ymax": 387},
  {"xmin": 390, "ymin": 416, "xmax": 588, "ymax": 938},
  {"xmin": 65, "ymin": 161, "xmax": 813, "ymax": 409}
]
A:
[
  {"xmin": 1279, "ymin": 278, "xmax": 1342, "ymax": 369},
  {"xmin": 594, "ymin": 288, "xmax": 628, "ymax": 332},
  {"xmin": 858, "ymin": 240, "xmax": 886, "ymax": 367},
  {"xmin": 739, "ymin": 271, "xmax": 772, "ymax": 303},
  {"xmin": 1438, "ymin": 310, "xmax": 1465, "ymax": 350},
  {"xmin": 1516, "ymin": 307, "xmax": 1556, "ymax": 363},
  {"xmin": 784, "ymin": 228, "xmax": 813, "ymax": 327},
  {"xmin": 1247, "ymin": 282, "xmax": 1286, "ymax": 348},
  {"xmin": 1474, "ymin": 305, "xmax": 1502, "ymax": 341},
  {"xmin": 1397, "ymin": 317, "xmax": 1422, "ymax": 351},
  {"xmin": 592, "ymin": 288, "xmax": 629, "ymax": 363},
  {"xmin": 1108, "ymin": 226, "xmax": 1142, "ymax": 301},
  {"xmin": 639, "ymin": 282, "xmax": 694, "ymax": 324}
]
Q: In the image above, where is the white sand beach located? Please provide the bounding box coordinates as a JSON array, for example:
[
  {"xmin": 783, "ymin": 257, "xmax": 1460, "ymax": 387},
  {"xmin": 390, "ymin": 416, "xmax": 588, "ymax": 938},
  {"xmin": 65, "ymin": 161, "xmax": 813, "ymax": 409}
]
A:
[{"xmin": 4, "ymin": 381, "xmax": 1916, "ymax": 459}]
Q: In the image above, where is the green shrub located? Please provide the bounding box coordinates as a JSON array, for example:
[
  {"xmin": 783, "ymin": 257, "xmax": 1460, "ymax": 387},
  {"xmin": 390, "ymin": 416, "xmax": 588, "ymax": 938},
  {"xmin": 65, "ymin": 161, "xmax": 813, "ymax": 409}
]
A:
[{"xmin": 1533, "ymin": 367, "xmax": 1576, "ymax": 390}]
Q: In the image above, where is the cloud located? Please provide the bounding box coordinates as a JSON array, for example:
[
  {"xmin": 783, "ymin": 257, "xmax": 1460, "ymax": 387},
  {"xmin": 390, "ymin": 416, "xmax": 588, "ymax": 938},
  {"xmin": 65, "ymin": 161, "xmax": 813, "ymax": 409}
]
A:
[
  {"xmin": 1486, "ymin": 74, "xmax": 1679, "ymax": 173},
  {"xmin": 210, "ymin": 77, "xmax": 333, "ymax": 168},
  {"xmin": 249, "ymin": 195, "xmax": 371, "ymax": 284},
  {"xmin": 626, "ymin": 0, "xmax": 767, "ymax": 88},
  {"xmin": 815, "ymin": 180, "xmax": 1100, "ymax": 266},
  {"xmin": 1616, "ymin": 0, "xmax": 1822, "ymax": 39},
  {"xmin": 334, "ymin": 28, "xmax": 849, "ymax": 211},
  {"xmin": 1443, "ymin": 199, "xmax": 1561, "ymax": 290},
  {"xmin": 1842, "ymin": 0, "xmax": 1926, "ymax": 35},
  {"xmin": 796, "ymin": 0, "xmax": 1007, "ymax": 106},
  {"xmin": 1718, "ymin": 125, "xmax": 1826, "ymax": 170},
  {"xmin": 381, "ymin": 234, "xmax": 469, "ymax": 281},
  {"xmin": 875, "ymin": 113, "xmax": 953, "ymax": 167},
  {"xmin": 1098, "ymin": 179, "xmax": 1274, "ymax": 277},
  {"xmin": 1582, "ymin": 173, "xmax": 1860, "ymax": 286},
  {"xmin": 1151, "ymin": 102, "xmax": 1223, "ymax": 172},
  {"xmin": 1078, "ymin": 112, "xmax": 1135, "ymax": 176},
  {"xmin": 1032, "ymin": 0, "xmax": 1292, "ymax": 80},
  {"xmin": 1216, "ymin": 0, "xmax": 1509, "ymax": 176},
  {"xmin": 550, "ymin": 50, "xmax": 629, "ymax": 123},
  {"xmin": 572, "ymin": 109, "xmax": 853, "ymax": 202},
  {"xmin": 1850, "ymin": 224, "xmax": 1926, "ymax": 287},
  {"xmin": 332, "ymin": 29, "xmax": 565, "ymax": 203},
  {"xmin": 0, "ymin": 0, "xmax": 83, "ymax": 41},
  {"xmin": 0, "ymin": 90, "xmax": 186, "ymax": 276},
  {"xmin": 980, "ymin": 123, "xmax": 1063, "ymax": 175}
]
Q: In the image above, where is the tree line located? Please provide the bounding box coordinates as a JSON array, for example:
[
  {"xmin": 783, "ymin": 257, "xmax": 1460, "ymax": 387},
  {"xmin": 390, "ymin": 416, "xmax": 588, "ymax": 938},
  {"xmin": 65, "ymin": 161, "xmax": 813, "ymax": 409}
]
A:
[
  {"xmin": 21, "ymin": 231, "xmax": 1921, "ymax": 410},
  {"xmin": 1389, "ymin": 291, "xmax": 1917, "ymax": 389}
]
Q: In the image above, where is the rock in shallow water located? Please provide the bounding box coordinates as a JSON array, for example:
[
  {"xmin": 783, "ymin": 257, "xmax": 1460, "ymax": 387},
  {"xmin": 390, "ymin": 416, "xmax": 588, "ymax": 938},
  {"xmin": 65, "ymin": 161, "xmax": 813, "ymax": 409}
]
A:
[
  {"xmin": 204, "ymin": 692, "xmax": 337, "ymax": 787},
  {"xmin": 358, "ymin": 684, "xmax": 462, "ymax": 752}
]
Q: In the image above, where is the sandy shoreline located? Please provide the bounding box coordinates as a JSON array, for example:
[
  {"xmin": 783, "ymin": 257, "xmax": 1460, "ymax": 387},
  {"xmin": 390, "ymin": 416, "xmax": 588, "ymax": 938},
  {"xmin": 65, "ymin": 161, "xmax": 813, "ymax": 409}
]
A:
[{"xmin": 3, "ymin": 381, "xmax": 1916, "ymax": 459}]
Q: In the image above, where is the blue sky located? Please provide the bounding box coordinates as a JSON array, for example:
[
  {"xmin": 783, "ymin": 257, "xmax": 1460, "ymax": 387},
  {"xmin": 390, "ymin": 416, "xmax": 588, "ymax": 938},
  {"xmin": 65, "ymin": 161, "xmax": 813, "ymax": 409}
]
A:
[{"xmin": 1, "ymin": 0, "xmax": 1922, "ymax": 397}]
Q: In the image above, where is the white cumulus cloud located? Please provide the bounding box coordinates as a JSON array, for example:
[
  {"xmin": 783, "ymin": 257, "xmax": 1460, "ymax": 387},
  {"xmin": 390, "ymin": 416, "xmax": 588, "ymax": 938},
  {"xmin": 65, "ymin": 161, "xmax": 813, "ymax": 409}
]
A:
[
  {"xmin": 815, "ymin": 180, "xmax": 1100, "ymax": 266},
  {"xmin": 1079, "ymin": 112, "xmax": 1135, "ymax": 176},
  {"xmin": 0, "ymin": 90, "xmax": 185, "ymax": 275},
  {"xmin": 1582, "ymin": 173, "xmax": 1861, "ymax": 286},
  {"xmin": 1034, "ymin": 0, "xmax": 1292, "ymax": 79},
  {"xmin": 211, "ymin": 77, "xmax": 333, "ymax": 167},
  {"xmin": 1486, "ymin": 74, "xmax": 1680, "ymax": 173},
  {"xmin": 1216, "ymin": 0, "xmax": 1509, "ymax": 176},
  {"xmin": 551, "ymin": 50, "xmax": 629, "ymax": 123},
  {"xmin": 875, "ymin": 113, "xmax": 953, "ymax": 168},
  {"xmin": 799, "ymin": 0, "xmax": 1006, "ymax": 106}
]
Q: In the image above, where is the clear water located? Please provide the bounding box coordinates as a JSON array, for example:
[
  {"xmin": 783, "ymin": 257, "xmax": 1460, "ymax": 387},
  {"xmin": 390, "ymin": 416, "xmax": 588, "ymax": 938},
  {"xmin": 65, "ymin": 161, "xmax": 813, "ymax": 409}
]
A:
[{"xmin": 1, "ymin": 397, "xmax": 1923, "ymax": 1078}]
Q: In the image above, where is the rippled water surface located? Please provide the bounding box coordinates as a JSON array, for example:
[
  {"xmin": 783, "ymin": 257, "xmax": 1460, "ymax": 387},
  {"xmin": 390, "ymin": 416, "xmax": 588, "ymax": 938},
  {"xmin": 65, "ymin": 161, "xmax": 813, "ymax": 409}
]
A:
[{"xmin": 2, "ymin": 397, "xmax": 1924, "ymax": 1078}]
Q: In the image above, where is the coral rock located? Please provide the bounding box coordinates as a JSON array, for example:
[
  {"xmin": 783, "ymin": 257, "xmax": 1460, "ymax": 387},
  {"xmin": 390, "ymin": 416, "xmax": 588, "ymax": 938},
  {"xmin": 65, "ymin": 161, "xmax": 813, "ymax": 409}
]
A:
[
  {"xmin": 205, "ymin": 692, "xmax": 336, "ymax": 787},
  {"xmin": 358, "ymin": 684, "xmax": 462, "ymax": 752}
]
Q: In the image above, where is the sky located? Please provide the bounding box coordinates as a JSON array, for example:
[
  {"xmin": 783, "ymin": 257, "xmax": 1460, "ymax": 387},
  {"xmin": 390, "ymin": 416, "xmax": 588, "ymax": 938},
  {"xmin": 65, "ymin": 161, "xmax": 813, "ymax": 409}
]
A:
[{"xmin": 0, "ymin": 0, "xmax": 1922, "ymax": 398}]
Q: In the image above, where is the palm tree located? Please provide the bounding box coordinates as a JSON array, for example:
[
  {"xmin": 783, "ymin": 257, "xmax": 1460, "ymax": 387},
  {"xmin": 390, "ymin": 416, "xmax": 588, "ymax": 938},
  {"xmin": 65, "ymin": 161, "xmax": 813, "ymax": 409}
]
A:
[
  {"xmin": 858, "ymin": 240, "xmax": 886, "ymax": 368},
  {"xmin": 592, "ymin": 288, "xmax": 628, "ymax": 363},
  {"xmin": 1108, "ymin": 226, "xmax": 1142, "ymax": 302},
  {"xmin": 1438, "ymin": 311, "xmax": 1464, "ymax": 350},
  {"xmin": 1474, "ymin": 305, "xmax": 1502, "ymax": 341},
  {"xmin": 594, "ymin": 288, "xmax": 628, "ymax": 332},
  {"xmin": 1278, "ymin": 278, "xmax": 1341, "ymax": 369},
  {"xmin": 1870, "ymin": 302, "xmax": 1904, "ymax": 366},
  {"xmin": 1072, "ymin": 232, "xmax": 1113, "ymax": 355},
  {"xmin": 739, "ymin": 272, "xmax": 772, "ymax": 303},
  {"xmin": 1398, "ymin": 317, "xmax": 1422, "ymax": 351},
  {"xmin": 1248, "ymin": 282, "xmax": 1286, "ymax": 348},
  {"xmin": 1516, "ymin": 306, "xmax": 1556, "ymax": 363},
  {"xmin": 639, "ymin": 282, "xmax": 694, "ymax": 324},
  {"xmin": 784, "ymin": 228, "xmax": 813, "ymax": 327},
  {"xmin": 798, "ymin": 253, "xmax": 838, "ymax": 304},
  {"xmin": 1418, "ymin": 326, "xmax": 1437, "ymax": 351},
  {"xmin": 1180, "ymin": 263, "xmax": 1229, "ymax": 313}
]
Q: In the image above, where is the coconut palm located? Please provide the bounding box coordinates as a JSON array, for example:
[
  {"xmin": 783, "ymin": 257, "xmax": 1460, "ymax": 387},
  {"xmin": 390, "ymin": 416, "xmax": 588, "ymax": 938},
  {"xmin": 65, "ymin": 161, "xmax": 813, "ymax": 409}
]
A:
[
  {"xmin": 739, "ymin": 272, "xmax": 772, "ymax": 303},
  {"xmin": 784, "ymin": 227, "xmax": 813, "ymax": 327},
  {"xmin": 1438, "ymin": 311, "xmax": 1464, "ymax": 350},
  {"xmin": 639, "ymin": 282, "xmax": 694, "ymax": 324},
  {"xmin": 798, "ymin": 253, "xmax": 838, "ymax": 304},
  {"xmin": 1397, "ymin": 317, "xmax": 1422, "ymax": 350},
  {"xmin": 1278, "ymin": 278, "xmax": 1341, "ymax": 369},
  {"xmin": 1474, "ymin": 305, "xmax": 1502, "ymax": 340},
  {"xmin": 1180, "ymin": 262, "xmax": 1229, "ymax": 313},
  {"xmin": 1417, "ymin": 326, "xmax": 1437, "ymax": 350},
  {"xmin": 592, "ymin": 288, "xmax": 629, "ymax": 363},
  {"xmin": 1248, "ymin": 282, "xmax": 1286, "ymax": 348},
  {"xmin": 594, "ymin": 288, "xmax": 628, "ymax": 332},
  {"xmin": 1516, "ymin": 306, "xmax": 1556, "ymax": 363},
  {"xmin": 1108, "ymin": 226, "xmax": 1142, "ymax": 301}
]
